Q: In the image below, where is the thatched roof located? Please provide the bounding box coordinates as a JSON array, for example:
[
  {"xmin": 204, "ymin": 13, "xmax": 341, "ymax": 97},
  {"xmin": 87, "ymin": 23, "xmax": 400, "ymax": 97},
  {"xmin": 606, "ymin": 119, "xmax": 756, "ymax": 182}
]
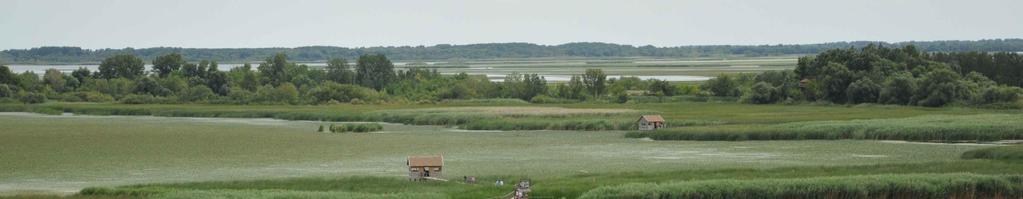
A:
[
  {"xmin": 407, "ymin": 155, "xmax": 443, "ymax": 167},
  {"xmin": 639, "ymin": 115, "xmax": 665, "ymax": 123}
]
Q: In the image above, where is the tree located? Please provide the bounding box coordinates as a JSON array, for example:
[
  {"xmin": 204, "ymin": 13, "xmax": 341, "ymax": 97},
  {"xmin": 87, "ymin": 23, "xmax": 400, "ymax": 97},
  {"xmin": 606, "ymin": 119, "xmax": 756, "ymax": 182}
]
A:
[
  {"xmin": 206, "ymin": 71, "xmax": 229, "ymax": 95},
  {"xmin": 816, "ymin": 63, "xmax": 853, "ymax": 103},
  {"xmin": 71, "ymin": 67, "xmax": 92, "ymax": 83},
  {"xmin": 701, "ymin": 74, "xmax": 741, "ymax": 97},
  {"xmin": 0, "ymin": 84, "xmax": 13, "ymax": 98},
  {"xmin": 152, "ymin": 53, "xmax": 185, "ymax": 77},
  {"xmin": 326, "ymin": 58, "xmax": 355, "ymax": 84},
  {"xmin": 747, "ymin": 82, "xmax": 778, "ymax": 104},
  {"xmin": 0, "ymin": 65, "xmax": 16, "ymax": 86},
  {"xmin": 648, "ymin": 79, "xmax": 677, "ymax": 97},
  {"xmin": 914, "ymin": 68, "xmax": 962, "ymax": 107},
  {"xmin": 557, "ymin": 75, "xmax": 586, "ymax": 100},
  {"xmin": 43, "ymin": 68, "xmax": 67, "ymax": 92},
  {"xmin": 259, "ymin": 53, "xmax": 289, "ymax": 86},
  {"xmin": 355, "ymin": 54, "xmax": 395, "ymax": 90},
  {"xmin": 98, "ymin": 54, "xmax": 145, "ymax": 79},
  {"xmin": 846, "ymin": 78, "xmax": 881, "ymax": 104},
  {"xmin": 134, "ymin": 77, "xmax": 170, "ymax": 96},
  {"xmin": 582, "ymin": 69, "xmax": 607, "ymax": 97},
  {"xmin": 878, "ymin": 73, "xmax": 917, "ymax": 105}
]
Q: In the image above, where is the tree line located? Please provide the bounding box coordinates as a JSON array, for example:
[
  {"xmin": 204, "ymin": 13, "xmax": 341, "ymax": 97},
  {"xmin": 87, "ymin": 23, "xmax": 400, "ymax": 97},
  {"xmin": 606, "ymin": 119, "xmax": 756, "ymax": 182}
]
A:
[
  {"xmin": 0, "ymin": 45, "xmax": 1020, "ymax": 107},
  {"xmin": 3, "ymin": 39, "xmax": 1022, "ymax": 64},
  {"xmin": 698, "ymin": 44, "xmax": 1023, "ymax": 107}
]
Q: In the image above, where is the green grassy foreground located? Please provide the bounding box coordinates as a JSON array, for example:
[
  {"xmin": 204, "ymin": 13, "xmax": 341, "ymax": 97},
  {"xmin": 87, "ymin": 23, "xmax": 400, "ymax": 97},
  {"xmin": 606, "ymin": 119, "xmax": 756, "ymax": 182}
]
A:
[
  {"xmin": 2, "ymin": 101, "xmax": 1022, "ymax": 198},
  {"xmin": 578, "ymin": 173, "xmax": 1023, "ymax": 199}
]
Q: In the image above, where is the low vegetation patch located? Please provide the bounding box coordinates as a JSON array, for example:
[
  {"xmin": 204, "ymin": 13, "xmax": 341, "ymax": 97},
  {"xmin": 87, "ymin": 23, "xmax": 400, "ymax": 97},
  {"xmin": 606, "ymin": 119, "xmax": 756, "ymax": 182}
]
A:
[
  {"xmin": 628, "ymin": 114, "xmax": 1023, "ymax": 141},
  {"xmin": 962, "ymin": 145, "xmax": 1023, "ymax": 160},
  {"xmin": 326, "ymin": 123, "xmax": 384, "ymax": 133},
  {"xmin": 578, "ymin": 173, "xmax": 1023, "ymax": 199}
]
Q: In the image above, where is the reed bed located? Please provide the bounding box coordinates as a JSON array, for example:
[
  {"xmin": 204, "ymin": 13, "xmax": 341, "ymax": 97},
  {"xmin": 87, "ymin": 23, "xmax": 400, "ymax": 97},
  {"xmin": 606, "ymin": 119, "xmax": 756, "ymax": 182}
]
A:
[
  {"xmin": 962, "ymin": 145, "xmax": 1023, "ymax": 160},
  {"xmin": 627, "ymin": 114, "xmax": 1023, "ymax": 141},
  {"xmin": 578, "ymin": 173, "xmax": 1023, "ymax": 199}
]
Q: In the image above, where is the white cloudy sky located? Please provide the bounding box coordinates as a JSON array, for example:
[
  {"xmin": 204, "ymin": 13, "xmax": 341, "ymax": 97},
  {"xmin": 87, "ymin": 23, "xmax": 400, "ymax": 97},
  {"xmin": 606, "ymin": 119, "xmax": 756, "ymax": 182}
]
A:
[{"xmin": 1, "ymin": 0, "xmax": 1021, "ymax": 49}]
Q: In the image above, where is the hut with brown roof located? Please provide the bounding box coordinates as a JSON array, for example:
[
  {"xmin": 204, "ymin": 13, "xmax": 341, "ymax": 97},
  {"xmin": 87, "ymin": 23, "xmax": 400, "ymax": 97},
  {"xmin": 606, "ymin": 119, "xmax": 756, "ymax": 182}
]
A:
[
  {"xmin": 407, "ymin": 155, "xmax": 443, "ymax": 180},
  {"xmin": 637, "ymin": 115, "xmax": 665, "ymax": 131}
]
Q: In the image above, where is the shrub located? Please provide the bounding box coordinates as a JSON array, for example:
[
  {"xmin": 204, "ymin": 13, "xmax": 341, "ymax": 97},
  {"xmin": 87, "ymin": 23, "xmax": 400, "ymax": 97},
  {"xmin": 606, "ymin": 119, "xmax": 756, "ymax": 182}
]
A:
[
  {"xmin": 328, "ymin": 123, "xmax": 384, "ymax": 133},
  {"xmin": 308, "ymin": 82, "xmax": 380, "ymax": 103},
  {"xmin": 18, "ymin": 92, "xmax": 46, "ymax": 104}
]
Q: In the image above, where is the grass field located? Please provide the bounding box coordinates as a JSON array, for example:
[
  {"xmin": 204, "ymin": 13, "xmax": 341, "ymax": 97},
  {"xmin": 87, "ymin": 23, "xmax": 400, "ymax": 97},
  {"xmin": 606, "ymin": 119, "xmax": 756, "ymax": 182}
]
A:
[
  {"xmin": 2, "ymin": 101, "xmax": 1022, "ymax": 198},
  {"xmin": 0, "ymin": 111, "xmax": 996, "ymax": 196}
]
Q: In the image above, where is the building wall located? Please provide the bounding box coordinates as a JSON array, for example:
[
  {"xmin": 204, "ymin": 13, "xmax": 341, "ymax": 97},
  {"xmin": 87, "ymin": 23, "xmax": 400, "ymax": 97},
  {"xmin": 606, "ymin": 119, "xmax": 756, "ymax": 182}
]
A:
[{"xmin": 408, "ymin": 166, "xmax": 443, "ymax": 179}]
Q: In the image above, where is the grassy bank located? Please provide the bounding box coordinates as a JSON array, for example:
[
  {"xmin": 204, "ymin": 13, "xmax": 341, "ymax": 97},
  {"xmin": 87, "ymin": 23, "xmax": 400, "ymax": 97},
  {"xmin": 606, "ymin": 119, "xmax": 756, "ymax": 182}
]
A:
[
  {"xmin": 78, "ymin": 176, "xmax": 480, "ymax": 199},
  {"xmin": 66, "ymin": 161, "xmax": 1023, "ymax": 199},
  {"xmin": 0, "ymin": 103, "xmax": 645, "ymax": 131},
  {"xmin": 963, "ymin": 145, "xmax": 1023, "ymax": 160},
  {"xmin": 627, "ymin": 114, "xmax": 1023, "ymax": 141},
  {"xmin": 533, "ymin": 160, "xmax": 1023, "ymax": 198},
  {"xmin": 578, "ymin": 173, "xmax": 1023, "ymax": 199}
]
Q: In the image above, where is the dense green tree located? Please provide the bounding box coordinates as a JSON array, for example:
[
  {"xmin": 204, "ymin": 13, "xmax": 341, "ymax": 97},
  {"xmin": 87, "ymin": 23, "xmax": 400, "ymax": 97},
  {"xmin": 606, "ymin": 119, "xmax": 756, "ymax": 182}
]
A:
[
  {"xmin": 0, "ymin": 65, "xmax": 16, "ymax": 86},
  {"xmin": 648, "ymin": 79, "xmax": 677, "ymax": 97},
  {"xmin": 206, "ymin": 71, "xmax": 229, "ymax": 95},
  {"xmin": 258, "ymin": 53, "xmax": 289, "ymax": 86},
  {"xmin": 557, "ymin": 75, "xmax": 586, "ymax": 100},
  {"xmin": 747, "ymin": 82, "xmax": 778, "ymax": 104},
  {"xmin": 914, "ymin": 68, "xmax": 962, "ymax": 107},
  {"xmin": 355, "ymin": 54, "xmax": 395, "ymax": 90},
  {"xmin": 98, "ymin": 54, "xmax": 145, "ymax": 79},
  {"xmin": 701, "ymin": 74, "xmax": 741, "ymax": 97},
  {"xmin": 133, "ymin": 77, "xmax": 170, "ymax": 96},
  {"xmin": 152, "ymin": 53, "xmax": 185, "ymax": 77},
  {"xmin": 71, "ymin": 67, "xmax": 92, "ymax": 83},
  {"xmin": 582, "ymin": 69, "xmax": 607, "ymax": 97},
  {"xmin": 0, "ymin": 84, "xmax": 12, "ymax": 98},
  {"xmin": 816, "ymin": 63, "xmax": 853, "ymax": 103},
  {"xmin": 43, "ymin": 69, "xmax": 67, "ymax": 92},
  {"xmin": 325, "ymin": 58, "xmax": 355, "ymax": 84},
  {"xmin": 878, "ymin": 73, "xmax": 917, "ymax": 105},
  {"xmin": 846, "ymin": 78, "xmax": 881, "ymax": 104}
]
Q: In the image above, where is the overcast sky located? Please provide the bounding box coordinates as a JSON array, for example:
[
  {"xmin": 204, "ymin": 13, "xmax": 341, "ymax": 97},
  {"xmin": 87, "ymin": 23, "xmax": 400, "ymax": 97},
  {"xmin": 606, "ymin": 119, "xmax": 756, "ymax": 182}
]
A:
[{"xmin": 1, "ymin": 0, "xmax": 1021, "ymax": 50}]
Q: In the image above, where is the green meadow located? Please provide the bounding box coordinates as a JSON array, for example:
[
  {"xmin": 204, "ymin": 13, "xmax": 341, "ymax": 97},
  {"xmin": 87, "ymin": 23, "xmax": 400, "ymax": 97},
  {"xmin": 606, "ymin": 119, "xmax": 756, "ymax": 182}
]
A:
[{"xmin": 2, "ymin": 101, "xmax": 1022, "ymax": 198}]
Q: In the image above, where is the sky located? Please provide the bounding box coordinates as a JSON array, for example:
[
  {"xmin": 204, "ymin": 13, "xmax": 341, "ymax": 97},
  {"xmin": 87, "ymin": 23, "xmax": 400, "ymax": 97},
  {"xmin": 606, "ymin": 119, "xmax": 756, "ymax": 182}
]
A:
[{"xmin": 1, "ymin": 0, "xmax": 1021, "ymax": 50}]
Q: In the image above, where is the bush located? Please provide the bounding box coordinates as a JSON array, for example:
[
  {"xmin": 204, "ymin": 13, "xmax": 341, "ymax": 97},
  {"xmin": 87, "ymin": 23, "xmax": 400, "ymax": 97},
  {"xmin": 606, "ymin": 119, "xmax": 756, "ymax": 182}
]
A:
[
  {"xmin": 530, "ymin": 95, "xmax": 579, "ymax": 104},
  {"xmin": 328, "ymin": 123, "xmax": 384, "ymax": 133},
  {"xmin": 0, "ymin": 84, "xmax": 13, "ymax": 98},
  {"xmin": 18, "ymin": 92, "xmax": 46, "ymax": 104},
  {"xmin": 308, "ymin": 82, "xmax": 380, "ymax": 103}
]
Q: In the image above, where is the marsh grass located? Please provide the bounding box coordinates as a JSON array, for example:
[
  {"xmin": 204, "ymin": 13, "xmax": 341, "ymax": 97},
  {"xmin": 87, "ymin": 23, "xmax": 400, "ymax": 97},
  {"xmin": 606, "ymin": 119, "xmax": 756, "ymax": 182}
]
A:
[
  {"xmin": 628, "ymin": 114, "xmax": 1023, "ymax": 141},
  {"xmin": 962, "ymin": 145, "xmax": 1023, "ymax": 160},
  {"xmin": 578, "ymin": 173, "xmax": 1023, "ymax": 199},
  {"xmin": 328, "ymin": 123, "xmax": 384, "ymax": 133},
  {"xmin": 79, "ymin": 176, "xmax": 502, "ymax": 199}
]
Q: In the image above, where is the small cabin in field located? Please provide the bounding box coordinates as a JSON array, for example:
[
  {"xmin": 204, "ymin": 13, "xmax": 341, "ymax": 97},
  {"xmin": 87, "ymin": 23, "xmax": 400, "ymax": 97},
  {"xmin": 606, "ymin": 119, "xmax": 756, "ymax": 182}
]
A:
[
  {"xmin": 637, "ymin": 115, "xmax": 665, "ymax": 131},
  {"xmin": 407, "ymin": 155, "xmax": 443, "ymax": 180}
]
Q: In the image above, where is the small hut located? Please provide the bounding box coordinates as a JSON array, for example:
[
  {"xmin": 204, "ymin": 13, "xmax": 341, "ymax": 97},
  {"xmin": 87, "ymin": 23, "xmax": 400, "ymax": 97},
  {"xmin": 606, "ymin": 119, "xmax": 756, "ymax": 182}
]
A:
[
  {"xmin": 407, "ymin": 155, "xmax": 443, "ymax": 180},
  {"xmin": 637, "ymin": 115, "xmax": 665, "ymax": 131}
]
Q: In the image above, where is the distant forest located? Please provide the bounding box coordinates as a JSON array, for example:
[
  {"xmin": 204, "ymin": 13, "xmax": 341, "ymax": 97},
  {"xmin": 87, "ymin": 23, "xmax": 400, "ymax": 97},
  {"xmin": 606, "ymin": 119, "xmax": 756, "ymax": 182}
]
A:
[{"xmin": 2, "ymin": 39, "xmax": 1023, "ymax": 64}]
